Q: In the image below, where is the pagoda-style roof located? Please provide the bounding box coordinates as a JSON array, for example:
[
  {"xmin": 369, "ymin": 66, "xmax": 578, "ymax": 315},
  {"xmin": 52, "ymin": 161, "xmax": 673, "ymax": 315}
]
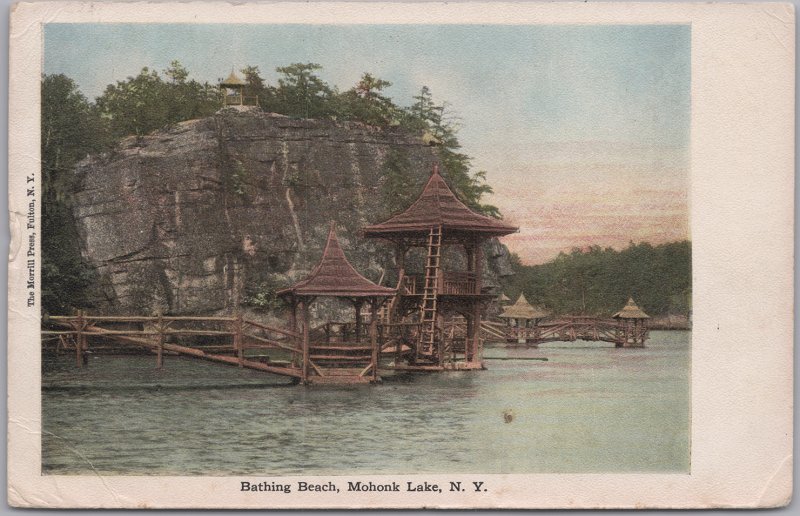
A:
[
  {"xmin": 499, "ymin": 294, "xmax": 551, "ymax": 320},
  {"xmin": 362, "ymin": 164, "xmax": 518, "ymax": 238},
  {"xmin": 221, "ymin": 70, "xmax": 246, "ymax": 87},
  {"xmin": 612, "ymin": 297, "xmax": 650, "ymax": 319},
  {"xmin": 277, "ymin": 224, "xmax": 396, "ymax": 299},
  {"xmin": 498, "ymin": 293, "xmax": 511, "ymax": 303}
]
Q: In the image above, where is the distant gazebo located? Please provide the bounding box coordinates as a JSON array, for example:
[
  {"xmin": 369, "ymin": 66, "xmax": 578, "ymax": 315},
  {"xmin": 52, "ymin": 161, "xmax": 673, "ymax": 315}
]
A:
[
  {"xmin": 277, "ymin": 224, "xmax": 395, "ymax": 383},
  {"xmin": 612, "ymin": 297, "xmax": 650, "ymax": 347},
  {"xmin": 499, "ymin": 294, "xmax": 550, "ymax": 326},
  {"xmin": 499, "ymin": 294, "xmax": 551, "ymax": 344}
]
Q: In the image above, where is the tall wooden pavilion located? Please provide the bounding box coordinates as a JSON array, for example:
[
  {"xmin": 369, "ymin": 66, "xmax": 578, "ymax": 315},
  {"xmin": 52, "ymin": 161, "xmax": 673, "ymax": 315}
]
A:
[
  {"xmin": 362, "ymin": 164, "xmax": 518, "ymax": 370},
  {"xmin": 277, "ymin": 224, "xmax": 395, "ymax": 384},
  {"xmin": 612, "ymin": 297, "xmax": 650, "ymax": 347}
]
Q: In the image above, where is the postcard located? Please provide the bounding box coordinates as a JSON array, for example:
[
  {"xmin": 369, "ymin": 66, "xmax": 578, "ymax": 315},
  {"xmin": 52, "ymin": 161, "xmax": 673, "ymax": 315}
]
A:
[{"xmin": 7, "ymin": 1, "xmax": 794, "ymax": 509}]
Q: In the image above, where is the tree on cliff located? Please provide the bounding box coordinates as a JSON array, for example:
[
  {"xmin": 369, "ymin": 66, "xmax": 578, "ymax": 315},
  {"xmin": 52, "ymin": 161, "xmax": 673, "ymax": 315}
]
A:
[
  {"xmin": 42, "ymin": 74, "xmax": 110, "ymax": 199},
  {"xmin": 41, "ymin": 74, "xmax": 109, "ymax": 312},
  {"xmin": 96, "ymin": 62, "xmax": 218, "ymax": 139},
  {"xmin": 240, "ymin": 65, "xmax": 273, "ymax": 110},
  {"xmin": 335, "ymin": 73, "xmax": 400, "ymax": 126},
  {"xmin": 273, "ymin": 63, "xmax": 333, "ymax": 119},
  {"xmin": 404, "ymin": 86, "xmax": 500, "ymax": 218}
]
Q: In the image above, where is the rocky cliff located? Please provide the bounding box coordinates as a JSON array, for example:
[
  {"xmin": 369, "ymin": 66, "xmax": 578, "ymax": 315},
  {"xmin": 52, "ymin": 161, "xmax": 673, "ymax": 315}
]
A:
[{"xmin": 72, "ymin": 108, "xmax": 514, "ymax": 316}]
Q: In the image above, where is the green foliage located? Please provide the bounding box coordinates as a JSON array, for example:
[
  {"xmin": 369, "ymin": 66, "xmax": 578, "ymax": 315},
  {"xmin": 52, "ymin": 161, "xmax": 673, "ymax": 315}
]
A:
[
  {"xmin": 96, "ymin": 62, "xmax": 219, "ymax": 139},
  {"xmin": 42, "ymin": 74, "xmax": 111, "ymax": 201},
  {"xmin": 240, "ymin": 65, "xmax": 272, "ymax": 108},
  {"xmin": 229, "ymin": 159, "xmax": 249, "ymax": 196},
  {"xmin": 272, "ymin": 63, "xmax": 333, "ymax": 119},
  {"xmin": 335, "ymin": 73, "xmax": 400, "ymax": 126},
  {"xmin": 501, "ymin": 241, "xmax": 692, "ymax": 317},
  {"xmin": 243, "ymin": 279, "xmax": 285, "ymax": 312},
  {"xmin": 41, "ymin": 201, "xmax": 97, "ymax": 314},
  {"xmin": 379, "ymin": 149, "xmax": 425, "ymax": 217},
  {"xmin": 403, "ymin": 86, "xmax": 499, "ymax": 217},
  {"xmin": 41, "ymin": 74, "xmax": 111, "ymax": 314}
]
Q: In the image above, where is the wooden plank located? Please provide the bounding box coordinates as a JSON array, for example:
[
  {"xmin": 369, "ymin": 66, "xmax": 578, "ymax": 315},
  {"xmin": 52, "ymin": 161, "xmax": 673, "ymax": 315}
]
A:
[
  {"xmin": 242, "ymin": 319, "xmax": 298, "ymax": 339},
  {"xmin": 308, "ymin": 360, "xmax": 325, "ymax": 377},
  {"xmin": 242, "ymin": 332, "xmax": 300, "ymax": 353},
  {"xmin": 69, "ymin": 326, "xmax": 303, "ymax": 378},
  {"xmin": 309, "ymin": 345, "xmax": 373, "ymax": 351},
  {"xmin": 309, "ymin": 355, "xmax": 371, "ymax": 361}
]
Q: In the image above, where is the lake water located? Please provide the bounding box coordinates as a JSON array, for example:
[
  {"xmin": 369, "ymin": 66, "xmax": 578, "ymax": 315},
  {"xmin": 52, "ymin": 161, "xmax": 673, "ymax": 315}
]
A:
[{"xmin": 42, "ymin": 331, "xmax": 690, "ymax": 475}]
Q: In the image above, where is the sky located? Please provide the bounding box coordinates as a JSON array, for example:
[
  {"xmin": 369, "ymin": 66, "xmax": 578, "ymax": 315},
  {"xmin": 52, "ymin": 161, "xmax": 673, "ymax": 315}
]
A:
[{"xmin": 45, "ymin": 24, "xmax": 690, "ymax": 265}]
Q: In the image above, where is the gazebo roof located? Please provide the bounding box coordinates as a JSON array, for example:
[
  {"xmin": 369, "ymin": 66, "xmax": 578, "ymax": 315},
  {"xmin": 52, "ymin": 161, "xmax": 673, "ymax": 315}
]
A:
[
  {"xmin": 498, "ymin": 293, "xmax": 511, "ymax": 303},
  {"xmin": 499, "ymin": 294, "xmax": 551, "ymax": 320},
  {"xmin": 277, "ymin": 224, "xmax": 396, "ymax": 299},
  {"xmin": 362, "ymin": 164, "xmax": 518, "ymax": 238},
  {"xmin": 612, "ymin": 297, "xmax": 650, "ymax": 319},
  {"xmin": 221, "ymin": 70, "xmax": 246, "ymax": 87}
]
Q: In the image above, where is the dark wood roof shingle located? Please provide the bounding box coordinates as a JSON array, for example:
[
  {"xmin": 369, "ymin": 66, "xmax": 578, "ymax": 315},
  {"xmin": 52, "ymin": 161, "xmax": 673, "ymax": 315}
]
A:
[
  {"xmin": 278, "ymin": 225, "xmax": 396, "ymax": 298},
  {"xmin": 363, "ymin": 164, "xmax": 518, "ymax": 237}
]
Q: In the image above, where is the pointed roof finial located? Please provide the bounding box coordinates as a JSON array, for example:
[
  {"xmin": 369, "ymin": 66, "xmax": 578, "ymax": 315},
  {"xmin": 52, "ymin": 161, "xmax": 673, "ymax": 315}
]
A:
[
  {"xmin": 362, "ymin": 161, "xmax": 518, "ymax": 237},
  {"xmin": 221, "ymin": 68, "xmax": 246, "ymax": 87},
  {"xmin": 499, "ymin": 293, "xmax": 551, "ymax": 320},
  {"xmin": 612, "ymin": 297, "xmax": 650, "ymax": 319}
]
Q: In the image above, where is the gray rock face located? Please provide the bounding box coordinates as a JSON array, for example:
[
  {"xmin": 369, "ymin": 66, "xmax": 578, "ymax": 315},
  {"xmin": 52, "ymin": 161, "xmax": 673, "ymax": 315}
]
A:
[{"xmin": 72, "ymin": 109, "xmax": 513, "ymax": 315}]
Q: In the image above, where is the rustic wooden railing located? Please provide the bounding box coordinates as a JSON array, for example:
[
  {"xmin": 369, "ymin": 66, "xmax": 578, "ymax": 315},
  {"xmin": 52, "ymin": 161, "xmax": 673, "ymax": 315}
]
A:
[
  {"xmin": 222, "ymin": 94, "xmax": 260, "ymax": 107},
  {"xmin": 401, "ymin": 271, "xmax": 479, "ymax": 296},
  {"xmin": 494, "ymin": 316, "xmax": 649, "ymax": 347},
  {"xmin": 42, "ymin": 313, "xmax": 303, "ymax": 378}
]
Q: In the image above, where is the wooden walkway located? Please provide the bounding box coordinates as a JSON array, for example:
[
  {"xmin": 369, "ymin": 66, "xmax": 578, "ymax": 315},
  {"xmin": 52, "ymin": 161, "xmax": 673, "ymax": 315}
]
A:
[
  {"xmin": 484, "ymin": 316, "xmax": 649, "ymax": 347},
  {"xmin": 43, "ymin": 314, "xmax": 305, "ymax": 380}
]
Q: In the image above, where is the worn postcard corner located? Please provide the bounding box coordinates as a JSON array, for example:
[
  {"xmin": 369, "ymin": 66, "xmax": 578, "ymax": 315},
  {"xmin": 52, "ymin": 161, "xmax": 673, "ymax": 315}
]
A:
[{"xmin": 6, "ymin": 1, "xmax": 794, "ymax": 509}]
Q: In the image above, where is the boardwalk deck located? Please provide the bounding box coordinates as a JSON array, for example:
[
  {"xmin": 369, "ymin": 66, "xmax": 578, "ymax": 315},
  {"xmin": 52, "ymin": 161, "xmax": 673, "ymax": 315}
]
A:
[
  {"xmin": 482, "ymin": 316, "xmax": 649, "ymax": 347},
  {"xmin": 44, "ymin": 314, "xmax": 304, "ymax": 380}
]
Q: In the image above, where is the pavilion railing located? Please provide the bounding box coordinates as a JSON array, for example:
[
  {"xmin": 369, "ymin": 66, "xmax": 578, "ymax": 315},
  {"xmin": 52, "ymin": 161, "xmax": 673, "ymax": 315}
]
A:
[
  {"xmin": 401, "ymin": 272, "xmax": 479, "ymax": 296},
  {"xmin": 222, "ymin": 94, "xmax": 260, "ymax": 107}
]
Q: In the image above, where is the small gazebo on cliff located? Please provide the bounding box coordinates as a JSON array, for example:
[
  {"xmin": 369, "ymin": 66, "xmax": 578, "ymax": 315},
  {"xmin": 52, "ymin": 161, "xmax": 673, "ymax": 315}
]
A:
[
  {"xmin": 277, "ymin": 223, "xmax": 395, "ymax": 383},
  {"xmin": 220, "ymin": 69, "xmax": 246, "ymax": 107}
]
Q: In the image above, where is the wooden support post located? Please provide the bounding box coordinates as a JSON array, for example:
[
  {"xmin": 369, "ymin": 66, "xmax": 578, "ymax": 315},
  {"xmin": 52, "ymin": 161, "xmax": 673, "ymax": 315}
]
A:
[
  {"xmin": 472, "ymin": 302, "xmax": 482, "ymax": 365},
  {"xmin": 435, "ymin": 311, "xmax": 443, "ymax": 366},
  {"xmin": 394, "ymin": 326, "xmax": 403, "ymax": 366},
  {"xmin": 465, "ymin": 313, "xmax": 474, "ymax": 362},
  {"xmin": 465, "ymin": 244, "xmax": 475, "ymax": 272},
  {"xmin": 474, "ymin": 239, "xmax": 484, "ymax": 293},
  {"xmin": 395, "ymin": 243, "xmax": 406, "ymax": 285},
  {"xmin": 234, "ymin": 313, "xmax": 244, "ymax": 366},
  {"xmin": 290, "ymin": 298, "xmax": 299, "ymax": 367},
  {"xmin": 301, "ymin": 300, "xmax": 310, "ymax": 383},
  {"xmin": 75, "ymin": 310, "xmax": 85, "ymax": 368},
  {"xmin": 370, "ymin": 299, "xmax": 379, "ymax": 382},
  {"xmin": 156, "ymin": 313, "xmax": 164, "ymax": 369},
  {"xmin": 353, "ymin": 299, "xmax": 363, "ymax": 343}
]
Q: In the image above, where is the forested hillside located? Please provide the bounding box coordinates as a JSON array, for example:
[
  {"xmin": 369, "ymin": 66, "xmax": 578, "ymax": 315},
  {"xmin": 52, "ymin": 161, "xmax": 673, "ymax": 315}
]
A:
[{"xmin": 500, "ymin": 241, "xmax": 691, "ymax": 318}]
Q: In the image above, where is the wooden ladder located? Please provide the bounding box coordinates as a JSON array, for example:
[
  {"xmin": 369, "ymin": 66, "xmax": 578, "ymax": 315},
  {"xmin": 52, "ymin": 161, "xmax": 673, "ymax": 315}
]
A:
[{"xmin": 418, "ymin": 225, "xmax": 442, "ymax": 357}]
